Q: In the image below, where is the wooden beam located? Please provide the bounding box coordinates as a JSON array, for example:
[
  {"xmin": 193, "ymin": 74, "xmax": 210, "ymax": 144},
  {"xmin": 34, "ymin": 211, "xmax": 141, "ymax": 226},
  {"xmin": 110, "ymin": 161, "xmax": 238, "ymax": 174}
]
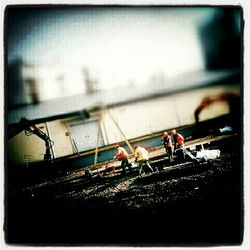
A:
[
  {"xmin": 94, "ymin": 113, "xmax": 102, "ymax": 166},
  {"xmin": 106, "ymin": 108, "xmax": 134, "ymax": 154}
]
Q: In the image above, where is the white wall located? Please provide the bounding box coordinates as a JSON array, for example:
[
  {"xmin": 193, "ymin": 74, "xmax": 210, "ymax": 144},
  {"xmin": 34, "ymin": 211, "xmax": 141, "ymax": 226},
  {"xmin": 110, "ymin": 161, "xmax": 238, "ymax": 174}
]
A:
[
  {"xmin": 22, "ymin": 64, "xmax": 86, "ymax": 102},
  {"xmin": 8, "ymin": 120, "xmax": 75, "ymax": 166},
  {"xmin": 8, "ymin": 123, "xmax": 47, "ymax": 166},
  {"xmin": 8, "ymin": 84, "xmax": 240, "ymax": 165},
  {"xmin": 47, "ymin": 120, "xmax": 74, "ymax": 158},
  {"xmin": 103, "ymin": 84, "xmax": 240, "ymax": 144}
]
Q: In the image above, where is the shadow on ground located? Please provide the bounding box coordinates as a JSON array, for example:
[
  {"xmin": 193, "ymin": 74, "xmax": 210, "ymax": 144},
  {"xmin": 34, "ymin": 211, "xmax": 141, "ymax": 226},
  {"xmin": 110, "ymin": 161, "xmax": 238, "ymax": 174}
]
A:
[{"xmin": 5, "ymin": 134, "xmax": 243, "ymax": 246}]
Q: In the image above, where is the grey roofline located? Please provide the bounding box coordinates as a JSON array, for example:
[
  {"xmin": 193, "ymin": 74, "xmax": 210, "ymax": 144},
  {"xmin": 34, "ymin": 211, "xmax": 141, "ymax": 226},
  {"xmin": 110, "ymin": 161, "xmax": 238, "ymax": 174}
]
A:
[{"xmin": 7, "ymin": 69, "xmax": 240, "ymax": 125}]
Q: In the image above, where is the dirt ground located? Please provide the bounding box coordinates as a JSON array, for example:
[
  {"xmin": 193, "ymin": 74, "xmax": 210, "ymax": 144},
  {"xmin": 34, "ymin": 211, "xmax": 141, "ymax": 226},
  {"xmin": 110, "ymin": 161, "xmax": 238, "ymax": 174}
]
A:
[{"xmin": 5, "ymin": 133, "xmax": 243, "ymax": 246}]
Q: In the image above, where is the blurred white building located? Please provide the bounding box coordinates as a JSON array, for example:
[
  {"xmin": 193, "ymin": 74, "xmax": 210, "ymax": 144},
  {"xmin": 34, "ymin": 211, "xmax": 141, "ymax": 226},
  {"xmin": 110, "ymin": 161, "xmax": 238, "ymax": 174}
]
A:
[
  {"xmin": 7, "ymin": 70, "xmax": 240, "ymax": 166},
  {"xmin": 8, "ymin": 61, "xmax": 101, "ymax": 107}
]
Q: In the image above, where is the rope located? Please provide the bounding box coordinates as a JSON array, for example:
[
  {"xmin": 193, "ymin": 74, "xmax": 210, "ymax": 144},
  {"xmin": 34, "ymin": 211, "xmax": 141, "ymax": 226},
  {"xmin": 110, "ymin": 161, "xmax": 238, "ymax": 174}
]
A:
[{"xmin": 106, "ymin": 108, "xmax": 134, "ymax": 154}]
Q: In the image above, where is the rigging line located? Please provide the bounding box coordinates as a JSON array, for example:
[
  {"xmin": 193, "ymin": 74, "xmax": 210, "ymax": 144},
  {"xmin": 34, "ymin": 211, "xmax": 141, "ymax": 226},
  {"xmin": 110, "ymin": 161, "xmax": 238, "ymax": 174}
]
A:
[
  {"xmin": 105, "ymin": 107, "xmax": 134, "ymax": 154},
  {"xmin": 94, "ymin": 112, "xmax": 102, "ymax": 167}
]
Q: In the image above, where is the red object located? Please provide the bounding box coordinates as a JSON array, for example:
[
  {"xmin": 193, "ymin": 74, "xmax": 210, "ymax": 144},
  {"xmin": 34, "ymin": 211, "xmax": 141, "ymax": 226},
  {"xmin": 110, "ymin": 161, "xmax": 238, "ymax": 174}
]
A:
[
  {"xmin": 116, "ymin": 147, "xmax": 129, "ymax": 160},
  {"xmin": 163, "ymin": 131, "xmax": 168, "ymax": 137},
  {"xmin": 176, "ymin": 133, "xmax": 184, "ymax": 146},
  {"xmin": 171, "ymin": 129, "xmax": 176, "ymax": 135},
  {"xmin": 162, "ymin": 134, "xmax": 172, "ymax": 147}
]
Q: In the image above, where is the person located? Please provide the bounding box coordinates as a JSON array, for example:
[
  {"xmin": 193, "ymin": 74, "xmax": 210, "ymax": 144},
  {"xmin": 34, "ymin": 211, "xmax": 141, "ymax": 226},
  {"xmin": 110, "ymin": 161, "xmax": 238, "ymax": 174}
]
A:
[
  {"xmin": 134, "ymin": 145, "xmax": 153, "ymax": 177},
  {"xmin": 85, "ymin": 169, "xmax": 93, "ymax": 181},
  {"xmin": 103, "ymin": 162, "xmax": 116, "ymax": 176},
  {"xmin": 113, "ymin": 144, "xmax": 132, "ymax": 174},
  {"xmin": 161, "ymin": 131, "xmax": 174, "ymax": 162},
  {"xmin": 171, "ymin": 129, "xmax": 185, "ymax": 160}
]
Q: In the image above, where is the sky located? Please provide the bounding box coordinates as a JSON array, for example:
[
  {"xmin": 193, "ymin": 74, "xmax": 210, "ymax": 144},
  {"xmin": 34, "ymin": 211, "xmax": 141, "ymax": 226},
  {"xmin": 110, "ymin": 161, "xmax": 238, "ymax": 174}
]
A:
[{"xmin": 7, "ymin": 6, "xmax": 217, "ymax": 89}]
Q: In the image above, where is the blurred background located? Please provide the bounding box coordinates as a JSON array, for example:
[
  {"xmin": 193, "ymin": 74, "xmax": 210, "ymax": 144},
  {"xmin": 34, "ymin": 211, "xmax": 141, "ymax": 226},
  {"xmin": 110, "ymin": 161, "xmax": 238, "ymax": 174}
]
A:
[
  {"xmin": 6, "ymin": 6, "xmax": 241, "ymax": 107},
  {"xmin": 6, "ymin": 6, "xmax": 242, "ymax": 166}
]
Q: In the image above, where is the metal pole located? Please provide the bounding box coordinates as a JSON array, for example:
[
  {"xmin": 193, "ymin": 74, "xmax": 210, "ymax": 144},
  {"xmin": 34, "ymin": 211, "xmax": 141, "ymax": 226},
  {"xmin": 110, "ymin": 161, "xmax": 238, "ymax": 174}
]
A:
[
  {"xmin": 45, "ymin": 122, "xmax": 55, "ymax": 160},
  {"xmin": 106, "ymin": 108, "xmax": 134, "ymax": 154},
  {"xmin": 101, "ymin": 112, "xmax": 110, "ymax": 145},
  {"xmin": 94, "ymin": 114, "xmax": 102, "ymax": 166},
  {"xmin": 66, "ymin": 123, "xmax": 79, "ymax": 155}
]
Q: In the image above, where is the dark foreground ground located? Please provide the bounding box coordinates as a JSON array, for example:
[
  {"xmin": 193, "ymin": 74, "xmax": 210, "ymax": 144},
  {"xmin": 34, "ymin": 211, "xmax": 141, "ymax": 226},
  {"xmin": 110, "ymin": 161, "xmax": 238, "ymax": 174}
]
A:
[{"xmin": 5, "ymin": 134, "xmax": 243, "ymax": 246}]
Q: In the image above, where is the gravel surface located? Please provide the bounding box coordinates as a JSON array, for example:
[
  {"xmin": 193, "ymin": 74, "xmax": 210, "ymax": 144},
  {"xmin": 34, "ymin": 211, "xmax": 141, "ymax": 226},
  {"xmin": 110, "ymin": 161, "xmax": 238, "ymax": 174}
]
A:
[{"xmin": 5, "ymin": 133, "xmax": 243, "ymax": 246}]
